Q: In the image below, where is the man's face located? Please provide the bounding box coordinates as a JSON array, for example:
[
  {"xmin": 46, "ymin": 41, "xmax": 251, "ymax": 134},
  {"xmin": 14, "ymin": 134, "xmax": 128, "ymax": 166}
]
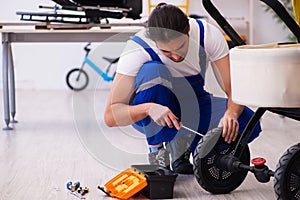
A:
[{"xmin": 156, "ymin": 34, "xmax": 189, "ymax": 62}]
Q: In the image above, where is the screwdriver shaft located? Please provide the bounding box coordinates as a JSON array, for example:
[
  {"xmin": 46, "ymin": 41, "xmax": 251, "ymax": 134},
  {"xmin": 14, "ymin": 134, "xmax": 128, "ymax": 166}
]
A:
[{"xmin": 181, "ymin": 125, "xmax": 204, "ymax": 137}]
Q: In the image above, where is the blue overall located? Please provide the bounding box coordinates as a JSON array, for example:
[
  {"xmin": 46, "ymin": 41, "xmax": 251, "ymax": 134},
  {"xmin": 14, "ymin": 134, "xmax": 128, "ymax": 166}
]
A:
[{"xmin": 130, "ymin": 20, "xmax": 261, "ymax": 153}]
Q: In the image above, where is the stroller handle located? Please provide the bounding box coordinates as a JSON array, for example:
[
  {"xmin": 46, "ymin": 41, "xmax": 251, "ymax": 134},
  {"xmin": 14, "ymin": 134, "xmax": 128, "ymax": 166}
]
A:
[
  {"xmin": 203, "ymin": 0, "xmax": 300, "ymax": 44},
  {"xmin": 260, "ymin": 0, "xmax": 300, "ymax": 43},
  {"xmin": 202, "ymin": 0, "xmax": 246, "ymax": 46}
]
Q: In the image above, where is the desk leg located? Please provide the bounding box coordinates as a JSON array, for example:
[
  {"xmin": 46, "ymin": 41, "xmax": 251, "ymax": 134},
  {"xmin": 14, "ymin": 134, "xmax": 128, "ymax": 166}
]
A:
[
  {"xmin": 2, "ymin": 41, "xmax": 12, "ymax": 130},
  {"xmin": 8, "ymin": 43, "xmax": 17, "ymax": 123}
]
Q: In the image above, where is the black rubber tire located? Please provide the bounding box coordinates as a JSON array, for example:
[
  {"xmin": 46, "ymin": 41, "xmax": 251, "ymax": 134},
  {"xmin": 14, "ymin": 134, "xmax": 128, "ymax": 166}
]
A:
[
  {"xmin": 193, "ymin": 131, "xmax": 250, "ymax": 194},
  {"xmin": 274, "ymin": 143, "xmax": 300, "ymax": 200},
  {"xmin": 66, "ymin": 68, "xmax": 89, "ymax": 91}
]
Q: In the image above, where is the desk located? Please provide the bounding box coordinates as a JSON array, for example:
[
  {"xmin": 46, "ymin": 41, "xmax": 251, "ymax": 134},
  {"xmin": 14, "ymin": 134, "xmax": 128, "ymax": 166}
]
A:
[{"xmin": 1, "ymin": 26, "xmax": 142, "ymax": 130}]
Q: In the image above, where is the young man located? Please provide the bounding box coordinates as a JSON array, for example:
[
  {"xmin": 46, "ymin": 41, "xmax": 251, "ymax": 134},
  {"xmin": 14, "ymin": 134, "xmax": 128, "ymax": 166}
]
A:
[{"xmin": 104, "ymin": 3, "xmax": 261, "ymax": 174}]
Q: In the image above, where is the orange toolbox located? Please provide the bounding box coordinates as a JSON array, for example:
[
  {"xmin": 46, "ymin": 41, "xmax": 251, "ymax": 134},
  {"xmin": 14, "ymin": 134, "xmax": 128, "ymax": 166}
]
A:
[
  {"xmin": 101, "ymin": 165, "xmax": 178, "ymax": 199},
  {"xmin": 103, "ymin": 167, "xmax": 147, "ymax": 199}
]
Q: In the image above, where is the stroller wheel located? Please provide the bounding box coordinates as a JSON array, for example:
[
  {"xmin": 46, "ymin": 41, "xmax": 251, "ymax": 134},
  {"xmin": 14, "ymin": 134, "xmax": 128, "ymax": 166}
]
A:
[
  {"xmin": 193, "ymin": 130, "xmax": 250, "ymax": 194},
  {"xmin": 274, "ymin": 143, "xmax": 300, "ymax": 200}
]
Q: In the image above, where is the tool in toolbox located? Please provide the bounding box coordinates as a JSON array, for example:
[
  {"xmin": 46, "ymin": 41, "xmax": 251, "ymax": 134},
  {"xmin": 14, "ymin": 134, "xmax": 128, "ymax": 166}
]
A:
[
  {"xmin": 66, "ymin": 181, "xmax": 81, "ymax": 192},
  {"xmin": 66, "ymin": 181, "xmax": 89, "ymax": 199},
  {"xmin": 99, "ymin": 165, "xmax": 178, "ymax": 199}
]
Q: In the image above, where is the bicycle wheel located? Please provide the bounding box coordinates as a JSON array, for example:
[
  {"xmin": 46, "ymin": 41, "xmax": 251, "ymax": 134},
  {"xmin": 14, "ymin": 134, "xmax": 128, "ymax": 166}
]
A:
[
  {"xmin": 274, "ymin": 143, "xmax": 300, "ymax": 200},
  {"xmin": 66, "ymin": 68, "xmax": 89, "ymax": 91},
  {"xmin": 193, "ymin": 131, "xmax": 250, "ymax": 194}
]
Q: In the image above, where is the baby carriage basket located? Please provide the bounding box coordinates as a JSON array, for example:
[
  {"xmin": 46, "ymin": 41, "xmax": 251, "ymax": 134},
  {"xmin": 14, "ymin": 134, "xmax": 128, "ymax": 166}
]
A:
[{"xmin": 193, "ymin": 0, "xmax": 300, "ymax": 199}]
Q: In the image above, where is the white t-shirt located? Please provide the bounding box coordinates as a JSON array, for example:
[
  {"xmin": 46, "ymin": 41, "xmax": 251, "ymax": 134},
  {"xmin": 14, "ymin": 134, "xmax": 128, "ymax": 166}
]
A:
[{"xmin": 116, "ymin": 18, "xmax": 229, "ymax": 77}]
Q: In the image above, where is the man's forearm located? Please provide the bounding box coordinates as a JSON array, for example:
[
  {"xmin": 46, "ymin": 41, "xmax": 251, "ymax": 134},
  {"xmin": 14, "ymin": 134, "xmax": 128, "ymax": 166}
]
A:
[
  {"xmin": 105, "ymin": 103, "xmax": 152, "ymax": 127},
  {"xmin": 226, "ymin": 97, "xmax": 244, "ymax": 117}
]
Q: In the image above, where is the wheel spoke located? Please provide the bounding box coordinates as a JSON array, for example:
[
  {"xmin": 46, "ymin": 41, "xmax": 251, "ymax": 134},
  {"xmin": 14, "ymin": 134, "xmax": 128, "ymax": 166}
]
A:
[
  {"xmin": 289, "ymin": 167, "xmax": 300, "ymax": 199},
  {"xmin": 206, "ymin": 157, "xmax": 215, "ymax": 166},
  {"xmin": 206, "ymin": 148, "xmax": 218, "ymax": 161},
  {"xmin": 206, "ymin": 162, "xmax": 214, "ymax": 168},
  {"xmin": 294, "ymin": 168, "xmax": 300, "ymax": 178},
  {"xmin": 290, "ymin": 175, "xmax": 300, "ymax": 190},
  {"xmin": 212, "ymin": 146, "xmax": 219, "ymax": 154},
  {"xmin": 218, "ymin": 169, "xmax": 223, "ymax": 180},
  {"xmin": 290, "ymin": 188, "xmax": 300, "ymax": 199}
]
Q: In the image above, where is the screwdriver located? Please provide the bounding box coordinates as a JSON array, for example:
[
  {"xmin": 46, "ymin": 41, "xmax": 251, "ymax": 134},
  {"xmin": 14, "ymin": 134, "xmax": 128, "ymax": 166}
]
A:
[{"xmin": 180, "ymin": 123, "xmax": 204, "ymax": 137}]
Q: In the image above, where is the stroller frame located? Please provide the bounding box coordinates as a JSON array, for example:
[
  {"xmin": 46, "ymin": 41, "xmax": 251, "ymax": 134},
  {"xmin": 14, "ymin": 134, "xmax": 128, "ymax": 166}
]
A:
[
  {"xmin": 193, "ymin": 0, "xmax": 300, "ymax": 199},
  {"xmin": 16, "ymin": 0, "xmax": 143, "ymax": 24}
]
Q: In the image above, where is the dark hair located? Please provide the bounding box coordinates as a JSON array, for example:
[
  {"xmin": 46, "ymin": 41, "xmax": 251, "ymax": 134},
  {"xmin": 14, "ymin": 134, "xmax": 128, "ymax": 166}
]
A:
[{"xmin": 147, "ymin": 3, "xmax": 189, "ymax": 42}]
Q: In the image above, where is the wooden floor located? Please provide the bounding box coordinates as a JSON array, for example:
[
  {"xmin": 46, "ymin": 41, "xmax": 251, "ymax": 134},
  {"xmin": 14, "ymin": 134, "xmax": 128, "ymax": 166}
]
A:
[{"xmin": 0, "ymin": 89, "xmax": 299, "ymax": 200}]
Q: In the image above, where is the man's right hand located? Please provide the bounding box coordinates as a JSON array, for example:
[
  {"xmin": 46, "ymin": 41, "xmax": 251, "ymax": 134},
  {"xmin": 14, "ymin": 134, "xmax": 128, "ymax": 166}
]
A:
[{"xmin": 148, "ymin": 103, "xmax": 180, "ymax": 130}]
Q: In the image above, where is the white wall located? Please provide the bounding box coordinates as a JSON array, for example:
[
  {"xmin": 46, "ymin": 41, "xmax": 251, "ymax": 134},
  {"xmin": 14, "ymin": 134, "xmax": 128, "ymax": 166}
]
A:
[
  {"xmin": 189, "ymin": 0, "xmax": 291, "ymax": 44},
  {"xmin": 0, "ymin": 0, "xmax": 147, "ymax": 90},
  {"xmin": 0, "ymin": 0, "xmax": 293, "ymax": 90},
  {"xmin": 0, "ymin": 0, "xmax": 96, "ymax": 90}
]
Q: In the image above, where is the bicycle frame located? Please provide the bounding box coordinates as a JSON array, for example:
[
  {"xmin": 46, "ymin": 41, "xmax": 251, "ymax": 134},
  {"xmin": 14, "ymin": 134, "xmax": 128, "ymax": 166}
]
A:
[{"xmin": 78, "ymin": 54, "xmax": 115, "ymax": 82}]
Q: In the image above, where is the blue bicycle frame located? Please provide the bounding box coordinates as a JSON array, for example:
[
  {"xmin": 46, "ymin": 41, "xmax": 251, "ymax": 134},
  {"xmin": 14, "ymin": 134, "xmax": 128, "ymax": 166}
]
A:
[{"xmin": 83, "ymin": 56, "xmax": 114, "ymax": 81}]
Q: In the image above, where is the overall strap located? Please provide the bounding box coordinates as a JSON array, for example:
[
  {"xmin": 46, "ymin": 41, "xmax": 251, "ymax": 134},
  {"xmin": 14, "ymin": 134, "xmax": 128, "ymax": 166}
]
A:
[
  {"xmin": 196, "ymin": 19, "xmax": 207, "ymax": 79},
  {"xmin": 132, "ymin": 22, "xmax": 206, "ymax": 77},
  {"xmin": 197, "ymin": 19, "xmax": 205, "ymax": 48},
  {"xmin": 131, "ymin": 35, "xmax": 162, "ymax": 63}
]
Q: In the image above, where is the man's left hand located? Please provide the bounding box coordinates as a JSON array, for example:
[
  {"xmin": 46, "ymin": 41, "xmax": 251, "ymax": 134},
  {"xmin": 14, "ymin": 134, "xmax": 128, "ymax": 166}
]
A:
[{"xmin": 221, "ymin": 111, "xmax": 239, "ymax": 144}]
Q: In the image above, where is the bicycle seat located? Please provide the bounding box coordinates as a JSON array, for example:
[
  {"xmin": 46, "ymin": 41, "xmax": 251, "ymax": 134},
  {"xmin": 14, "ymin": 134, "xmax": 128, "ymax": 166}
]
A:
[{"xmin": 103, "ymin": 57, "xmax": 119, "ymax": 64}]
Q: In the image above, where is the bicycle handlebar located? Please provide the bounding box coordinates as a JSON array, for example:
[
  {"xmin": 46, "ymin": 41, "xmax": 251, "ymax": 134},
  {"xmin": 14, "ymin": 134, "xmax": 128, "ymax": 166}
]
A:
[{"xmin": 84, "ymin": 42, "xmax": 91, "ymax": 52}]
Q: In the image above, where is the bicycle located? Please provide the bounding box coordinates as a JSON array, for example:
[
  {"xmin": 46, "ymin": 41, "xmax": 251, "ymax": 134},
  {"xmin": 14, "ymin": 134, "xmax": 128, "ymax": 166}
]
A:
[{"xmin": 66, "ymin": 42, "xmax": 119, "ymax": 91}]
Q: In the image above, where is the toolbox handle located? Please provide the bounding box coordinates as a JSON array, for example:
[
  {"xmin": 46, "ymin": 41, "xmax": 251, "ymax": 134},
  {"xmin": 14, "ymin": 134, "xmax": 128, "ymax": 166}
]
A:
[{"xmin": 97, "ymin": 186, "xmax": 111, "ymax": 197}]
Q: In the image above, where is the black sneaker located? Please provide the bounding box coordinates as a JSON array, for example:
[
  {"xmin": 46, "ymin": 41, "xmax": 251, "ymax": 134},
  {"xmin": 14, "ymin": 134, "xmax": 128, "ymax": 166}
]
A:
[{"xmin": 171, "ymin": 148, "xmax": 194, "ymax": 174}]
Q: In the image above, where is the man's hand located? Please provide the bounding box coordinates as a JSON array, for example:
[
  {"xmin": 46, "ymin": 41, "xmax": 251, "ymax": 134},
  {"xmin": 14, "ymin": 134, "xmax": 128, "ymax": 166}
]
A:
[
  {"xmin": 148, "ymin": 103, "xmax": 180, "ymax": 130},
  {"xmin": 221, "ymin": 111, "xmax": 239, "ymax": 144}
]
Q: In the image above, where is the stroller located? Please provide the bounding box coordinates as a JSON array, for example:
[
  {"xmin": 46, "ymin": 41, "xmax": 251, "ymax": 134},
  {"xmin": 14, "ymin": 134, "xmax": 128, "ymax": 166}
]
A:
[
  {"xmin": 17, "ymin": 0, "xmax": 142, "ymax": 24},
  {"xmin": 193, "ymin": 0, "xmax": 300, "ymax": 199}
]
